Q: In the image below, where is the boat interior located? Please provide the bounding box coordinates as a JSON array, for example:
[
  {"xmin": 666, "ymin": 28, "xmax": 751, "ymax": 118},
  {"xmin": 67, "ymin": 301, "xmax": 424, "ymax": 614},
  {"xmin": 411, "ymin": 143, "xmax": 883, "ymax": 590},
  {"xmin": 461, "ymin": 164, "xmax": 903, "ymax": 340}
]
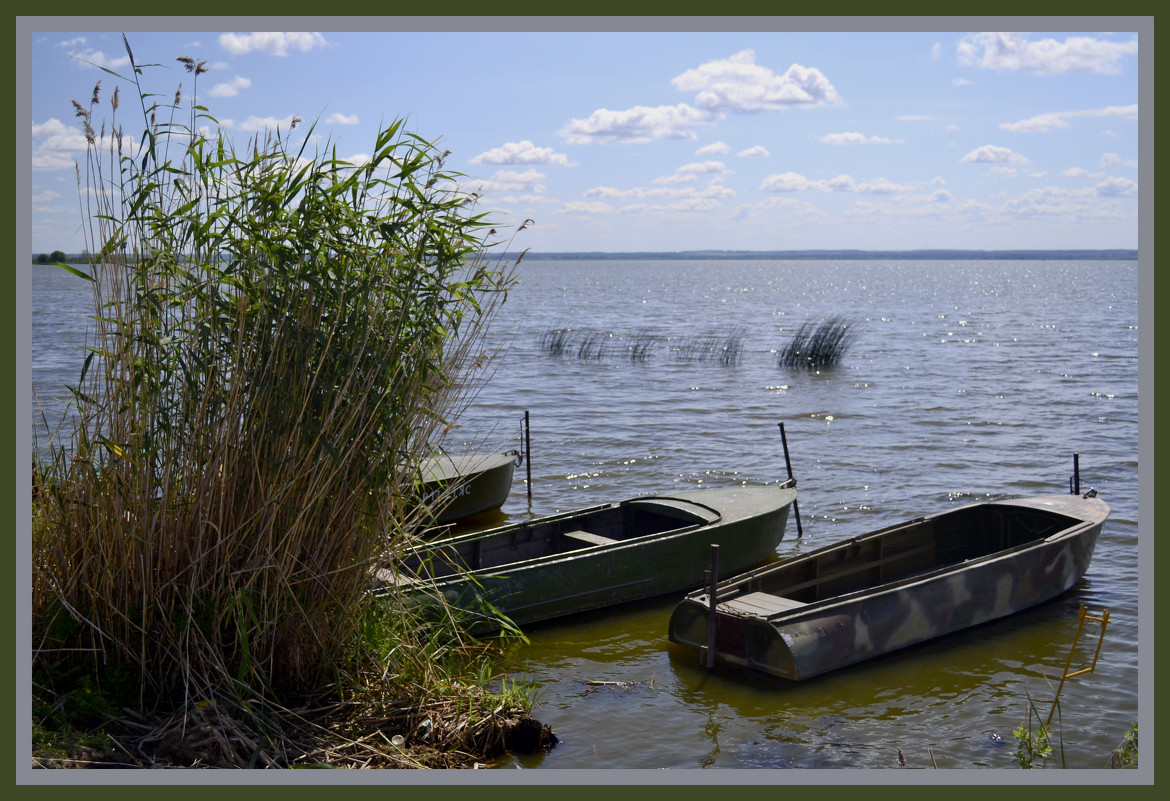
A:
[
  {"xmin": 402, "ymin": 498, "xmax": 711, "ymax": 579},
  {"xmin": 718, "ymin": 502, "xmax": 1080, "ymax": 611}
]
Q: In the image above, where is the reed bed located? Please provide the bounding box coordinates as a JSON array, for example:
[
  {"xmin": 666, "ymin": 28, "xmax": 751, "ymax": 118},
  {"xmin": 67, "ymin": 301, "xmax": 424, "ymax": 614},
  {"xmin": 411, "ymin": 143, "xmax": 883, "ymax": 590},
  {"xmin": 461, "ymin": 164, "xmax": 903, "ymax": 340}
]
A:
[
  {"xmin": 539, "ymin": 327, "xmax": 745, "ymax": 364},
  {"xmin": 538, "ymin": 322, "xmax": 855, "ymax": 370},
  {"xmin": 777, "ymin": 317, "xmax": 858, "ymax": 369},
  {"xmin": 32, "ymin": 37, "xmax": 532, "ymax": 766}
]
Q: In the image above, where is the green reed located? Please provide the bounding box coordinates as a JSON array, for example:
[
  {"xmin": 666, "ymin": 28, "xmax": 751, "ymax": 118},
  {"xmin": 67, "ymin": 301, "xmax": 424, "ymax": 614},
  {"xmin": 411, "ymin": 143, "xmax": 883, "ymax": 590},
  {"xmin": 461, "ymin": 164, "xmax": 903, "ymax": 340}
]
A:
[
  {"xmin": 778, "ymin": 316, "xmax": 858, "ymax": 369},
  {"xmin": 33, "ymin": 34, "xmax": 524, "ymax": 731}
]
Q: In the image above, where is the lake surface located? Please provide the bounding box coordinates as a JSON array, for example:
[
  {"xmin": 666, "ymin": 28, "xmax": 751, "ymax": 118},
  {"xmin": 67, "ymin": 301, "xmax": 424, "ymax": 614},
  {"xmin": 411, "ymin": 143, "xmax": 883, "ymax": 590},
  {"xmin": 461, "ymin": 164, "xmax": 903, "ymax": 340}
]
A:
[{"xmin": 30, "ymin": 258, "xmax": 1142, "ymax": 773}]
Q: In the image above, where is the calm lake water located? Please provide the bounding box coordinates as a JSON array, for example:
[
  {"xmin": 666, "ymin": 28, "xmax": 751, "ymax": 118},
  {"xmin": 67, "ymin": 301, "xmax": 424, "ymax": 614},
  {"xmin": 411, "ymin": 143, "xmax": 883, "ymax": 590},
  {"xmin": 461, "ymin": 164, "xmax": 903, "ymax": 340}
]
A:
[{"xmin": 30, "ymin": 258, "xmax": 1141, "ymax": 773}]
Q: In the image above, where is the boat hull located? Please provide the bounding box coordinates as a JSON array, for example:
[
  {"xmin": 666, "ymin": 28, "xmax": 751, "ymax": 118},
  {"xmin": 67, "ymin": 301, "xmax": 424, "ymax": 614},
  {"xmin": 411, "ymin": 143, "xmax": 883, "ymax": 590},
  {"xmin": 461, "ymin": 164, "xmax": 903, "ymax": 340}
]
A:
[
  {"xmin": 387, "ymin": 484, "xmax": 795, "ymax": 629},
  {"xmin": 418, "ymin": 452, "xmax": 518, "ymax": 524},
  {"xmin": 668, "ymin": 494, "xmax": 1108, "ymax": 681}
]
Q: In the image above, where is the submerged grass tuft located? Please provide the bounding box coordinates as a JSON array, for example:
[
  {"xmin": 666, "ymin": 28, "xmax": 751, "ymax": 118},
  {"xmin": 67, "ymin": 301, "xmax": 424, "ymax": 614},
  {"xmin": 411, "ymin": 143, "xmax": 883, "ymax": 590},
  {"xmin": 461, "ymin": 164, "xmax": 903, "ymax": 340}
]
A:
[{"xmin": 778, "ymin": 316, "xmax": 858, "ymax": 369}]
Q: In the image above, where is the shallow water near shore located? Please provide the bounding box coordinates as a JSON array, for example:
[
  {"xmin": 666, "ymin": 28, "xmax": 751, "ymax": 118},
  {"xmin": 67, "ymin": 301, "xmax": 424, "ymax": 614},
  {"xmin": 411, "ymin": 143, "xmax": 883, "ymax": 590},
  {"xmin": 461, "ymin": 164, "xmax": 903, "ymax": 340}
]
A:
[{"xmin": 31, "ymin": 257, "xmax": 1141, "ymax": 771}]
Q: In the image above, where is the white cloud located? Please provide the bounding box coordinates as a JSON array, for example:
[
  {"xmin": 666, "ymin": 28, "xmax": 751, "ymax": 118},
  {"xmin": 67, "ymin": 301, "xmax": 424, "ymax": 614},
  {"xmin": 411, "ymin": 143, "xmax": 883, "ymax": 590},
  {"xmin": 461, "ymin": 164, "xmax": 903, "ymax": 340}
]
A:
[
  {"xmin": 583, "ymin": 182, "xmax": 734, "ymax": 202},
  {"xmin": 758, "ymin": 171, "xmax": 919, "ymax": 195},
  {"xmin": 560, "ymin": 104, "xmax": 719, "ymax": 145},
  {"xmin": 1096, "ymin": 176, "xmax": 1137, "ymax": 196},
  {"xmin": 1099, "ymin": 152, "xmax": 1122, "ymax": 168},
  {"xmin": 956, "ymin": 32, "xmax": 1138, "ymax": 76},
  {"xmin": 236, "ymin": 115, "xmax": 304, "ymax": 132},
  {"xmin": 218, "ymin": 32, "xmax": 328, "ymax": 57},
  {"xmin": 931, "ymin": 42, "xmax": 943, "ymax": 60},
  {"xmin": 1000, "ymin": 104, "xmax": 1138, "ymax": 133},
  {"xmin": 818, "ymin": 132, "xmax": 898, "ymax": 145},
  {"xmin": 67, "ymin": 48, "xmax": 132, "ymax": 71},
  {"xmin": 467, "ymin": 168, "xmax": 547, "ymax": 194},
  {"xmin": 561, "ymin": 200, "xmax": 615, "ymax": 215},
  {"xmin": 737, "ymin": 146, "xmax": 770, "ymax": 158},
  {"xmin": 1060, "ymin": 167, "xmax": 1103, "ymax": 180},
  {"xmin": 471, "ymin": 140, "xmax": 574, "ymax": 166},
  {"xmin": 32, "ymin": 118, "xmax": 89, "ymax": 171},
  {"xmin": 671, "ymin": 49, "xmax": 840, "ymax": 113},
  {"xmin": 952, "ymin": 78, "xmax": 973, "ymax": 87},
  {"xmin": 960, "ymin": 145, "xmax": 1028, "ymax": 164},
  {"xmin": 651, "ymin": 161, "xmax": 732, "ymax": 186},
  {"xmin": 209, "ymin": 76, "xmax": 251, "ymax": 98},
  {"xmin": 325, "ymin": 113, "xmax": 360, "ymax": 126},
  {"xmin": 695, "ymin": 141, "xmax": 730, "ymax": 156}
]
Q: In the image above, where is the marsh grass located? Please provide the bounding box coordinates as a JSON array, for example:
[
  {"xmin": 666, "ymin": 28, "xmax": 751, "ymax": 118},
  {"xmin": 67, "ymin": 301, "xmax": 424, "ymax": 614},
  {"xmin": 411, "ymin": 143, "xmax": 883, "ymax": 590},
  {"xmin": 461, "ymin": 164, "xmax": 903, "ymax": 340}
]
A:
[
  {"xmin": 32, "ymin": 37, "xmax": 533, "ymax": 765},
  {"xmin": 538, "ymin": 327, "xmax": 745, "ymax": 364},
  {"xmin": 778, "ymin": 316, "xmax": 858, "ymax": 369}
]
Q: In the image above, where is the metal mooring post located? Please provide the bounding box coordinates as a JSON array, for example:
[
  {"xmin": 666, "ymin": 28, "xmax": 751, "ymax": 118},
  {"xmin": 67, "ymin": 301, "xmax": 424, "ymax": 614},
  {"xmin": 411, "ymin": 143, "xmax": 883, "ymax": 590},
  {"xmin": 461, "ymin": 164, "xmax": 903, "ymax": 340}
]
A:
[
  {"xmin": 524, "ymin": 410, "xmax": 532, "ymax": 502},
  {"xmin": 703, "ymin": 544, "xmax": 720, "ymax": 670},
  {"xmin": 779, "ymin": 422, "xmax": 803, "ymax": 537}
]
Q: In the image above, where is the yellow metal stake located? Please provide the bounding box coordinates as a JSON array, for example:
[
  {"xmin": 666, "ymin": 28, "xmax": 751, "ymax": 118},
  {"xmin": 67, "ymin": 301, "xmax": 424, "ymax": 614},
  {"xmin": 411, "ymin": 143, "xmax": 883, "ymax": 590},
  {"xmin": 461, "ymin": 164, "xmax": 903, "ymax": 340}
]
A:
[{"xmin": 1047, "ymin": 604, "xmax": 1110, "ymax": 726}]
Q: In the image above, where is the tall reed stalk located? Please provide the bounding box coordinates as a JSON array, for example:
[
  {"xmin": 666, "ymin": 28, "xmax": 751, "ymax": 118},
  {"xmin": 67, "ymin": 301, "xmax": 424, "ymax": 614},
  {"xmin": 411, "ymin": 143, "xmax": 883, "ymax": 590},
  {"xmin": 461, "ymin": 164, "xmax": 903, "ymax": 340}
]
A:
[{"xmin": 33, "ymin": 36, "xmax": 521, "ymax": 714}]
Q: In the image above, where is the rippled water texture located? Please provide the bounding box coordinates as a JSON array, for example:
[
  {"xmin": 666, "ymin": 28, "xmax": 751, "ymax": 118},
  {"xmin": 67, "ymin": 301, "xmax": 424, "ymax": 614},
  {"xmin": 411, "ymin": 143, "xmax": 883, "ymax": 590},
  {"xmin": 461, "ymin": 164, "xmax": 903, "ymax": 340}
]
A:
[{"xmin": 31, "ymin": 259, "xmax": 1141, "ymax": 771}]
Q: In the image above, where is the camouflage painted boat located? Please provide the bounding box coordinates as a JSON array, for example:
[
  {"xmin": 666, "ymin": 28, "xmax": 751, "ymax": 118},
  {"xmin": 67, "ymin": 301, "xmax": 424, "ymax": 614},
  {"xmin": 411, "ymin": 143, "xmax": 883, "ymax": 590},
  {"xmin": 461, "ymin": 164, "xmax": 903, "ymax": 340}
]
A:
[
  {"xmin": 668, "ymin": 491, "xmax": 1108, "ymax": 681},
  {"xmin": 417, "ymin": 451, "xmax": 520, "ymax": 524},
  {"xmin": 377, "ymin": 483, "xmax": 796, "ymax": 630}
]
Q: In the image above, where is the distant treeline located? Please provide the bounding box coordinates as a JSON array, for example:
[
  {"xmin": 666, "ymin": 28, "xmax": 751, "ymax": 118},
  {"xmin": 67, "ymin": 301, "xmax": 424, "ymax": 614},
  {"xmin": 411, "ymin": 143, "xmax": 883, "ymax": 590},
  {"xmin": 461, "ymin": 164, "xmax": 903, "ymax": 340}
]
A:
[{"xmin": 514, "ymin": 249, "xmax": 1139, "ymax": 261}]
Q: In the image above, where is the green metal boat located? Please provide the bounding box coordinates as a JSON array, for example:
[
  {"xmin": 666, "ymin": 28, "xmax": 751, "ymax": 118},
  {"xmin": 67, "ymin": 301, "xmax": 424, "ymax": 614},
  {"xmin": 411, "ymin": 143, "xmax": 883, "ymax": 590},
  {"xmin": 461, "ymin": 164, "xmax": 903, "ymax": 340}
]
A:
[
  {"xmin": 376, "ymin": 483, "xmax": 797, "ymax": 630},
  {"xmin": 417, "ymin": 451, "xmax": 520, "ymax": 524},
  {"xmin": 669, "ymin": 489, "xmax": 1108, "ymax": 681}
]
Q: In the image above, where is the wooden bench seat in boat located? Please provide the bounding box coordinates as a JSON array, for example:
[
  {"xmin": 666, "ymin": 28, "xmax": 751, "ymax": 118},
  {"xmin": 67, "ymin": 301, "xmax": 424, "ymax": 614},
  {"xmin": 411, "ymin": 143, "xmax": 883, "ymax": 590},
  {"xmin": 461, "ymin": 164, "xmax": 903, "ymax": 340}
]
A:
[
  {"xmin": 719, "ymin": 592, "xmax": 807, "ymax": 618},
  {"xmin": 563, "ymin": 529, "xmax": 619, "ymax": 547}
]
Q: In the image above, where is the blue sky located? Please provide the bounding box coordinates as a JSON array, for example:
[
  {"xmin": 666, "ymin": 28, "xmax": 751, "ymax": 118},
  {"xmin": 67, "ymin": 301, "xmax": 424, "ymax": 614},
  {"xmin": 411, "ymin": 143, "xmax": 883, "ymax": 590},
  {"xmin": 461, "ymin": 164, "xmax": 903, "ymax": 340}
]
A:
[{"xmin": 28, "ymin": 27, "xmax": 1142, "ymax": 254}]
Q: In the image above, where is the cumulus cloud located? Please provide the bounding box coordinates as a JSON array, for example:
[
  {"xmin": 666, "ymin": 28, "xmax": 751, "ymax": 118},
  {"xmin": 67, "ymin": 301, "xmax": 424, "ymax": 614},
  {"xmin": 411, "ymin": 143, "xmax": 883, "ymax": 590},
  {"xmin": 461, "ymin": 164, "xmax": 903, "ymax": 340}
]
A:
[
  {"xmin": 219, "ymin": 32, "xmax": 328, "ymax": 57},
  {"xmin": 583, "ymin": 182, "xmax": 735, "ymax": 202},
  {"xmin": 960, "ymin": 145, "xmax": 1028, "ymax": 164},
  {"xmin": 67, "ymin": 47, "xmax": 132, "ymax": 71},
  {"xmin": 559, "ymin": 103, "xmax": 718, "ymax": 145},
  {"xmin": 32, "ymin": 116, "xmax": 139, "ymax": 170},
  {"xmin": 817, "ymin": 132, "xmax": 898, "ymax": 145},
  {"xmin": 956, "ymin": 32, "xmax": 1138, "ymax": 76},
  {"xmin": 952, "ymin": 77, "xmax": 973, "ymax": 87},
  {"xmin": 561, "ymin": 200, "xmax": 615, "ymax": 215},
  {"xmin": 236, "ymin": 115, "xmax": 304, "ymax": 132},
  {"xmin": 467, "ymin": 168, "xmax": 547, "ymax": 194},
  {"xmin": 209, "ymin": 76, "xmax": 251, "ymax": 98},
  {"xmin": 671, "ymin": 49, "xmax": 840, "ymax": 113},
  {"xmin": 325, "ymin": 113, "xmax": 360, "ymax": 126},
  {"xmin": 1099, "ymin": 152, "xmax": 1122, "ymax": 168},
  {"xmin": 471, "ymin": 140, "xmax": 574, "ymax": 166},
  {"xmin": 758, "ymin": 171, "xmax": 921, "ymax": 195},
  {"xmin": 695, "ymin": 141, "xmax": 730, "ymax": 156},
  {"xmin": 1060, "ymin": 167, "xmax": 1102, "ymax": 180},
  {"xmin": 1000, "ymin": 104, "xmax": 1138, "ymax": 133},
  {"xmin": 1000, "ymin": 185, "xmax": 1096, "ymax": 215},
  {"xmin": 1095, "ymin": 176, "xmax": 1137, "ymax": 196},
  {"xmin": 737, "ymin": 145, "xmax": 770, "ymax": 158}
]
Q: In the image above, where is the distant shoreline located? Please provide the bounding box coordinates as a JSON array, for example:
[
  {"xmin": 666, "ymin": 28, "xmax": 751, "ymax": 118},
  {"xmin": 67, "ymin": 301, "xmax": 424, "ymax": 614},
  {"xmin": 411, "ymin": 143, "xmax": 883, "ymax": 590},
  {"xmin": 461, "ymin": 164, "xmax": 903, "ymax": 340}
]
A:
[
  {"xmin": 32, "ymin": 248, "xmax": 1139, "ymax": 265},
  {"xmin": 513, "ymin": 249, "xmax": 1138, "ymax": 261}
]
